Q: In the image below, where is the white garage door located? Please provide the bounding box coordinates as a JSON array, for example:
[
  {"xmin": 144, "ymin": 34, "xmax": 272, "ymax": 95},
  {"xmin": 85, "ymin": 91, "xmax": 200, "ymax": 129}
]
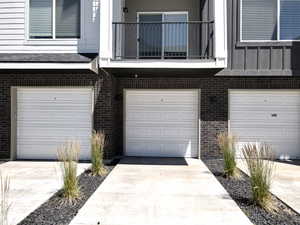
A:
[
  {"xmin": 125, "ymin": 90, "xmax": 199, "ymax": 157},
  {"xmin": 230, "ymin": 90, "xmax": 300, "ymax": 159},
  {"xmin": 17, "ymin": 88, "xmax": 92, "ymax": 160}
]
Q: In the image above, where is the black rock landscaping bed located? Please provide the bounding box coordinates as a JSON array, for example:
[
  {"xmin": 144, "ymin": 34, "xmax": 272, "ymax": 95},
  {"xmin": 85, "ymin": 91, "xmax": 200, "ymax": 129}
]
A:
[
  {"xmin": 18, "ymin": 162, "xmax": 116, "ymax": 225},
  {"xmin": 204, "ymin": 159, "xmax": 300, "ymax": 225}
]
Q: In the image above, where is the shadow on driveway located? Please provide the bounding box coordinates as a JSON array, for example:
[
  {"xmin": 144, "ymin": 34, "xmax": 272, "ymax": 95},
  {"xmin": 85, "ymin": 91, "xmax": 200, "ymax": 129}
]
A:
[
  {"xmin": 274, "ymin": 159, "xmax": 300, "ymax": 166},
  {"xmin": 119, "ymin": 157, "xmax": 188, "ymax": 166}
]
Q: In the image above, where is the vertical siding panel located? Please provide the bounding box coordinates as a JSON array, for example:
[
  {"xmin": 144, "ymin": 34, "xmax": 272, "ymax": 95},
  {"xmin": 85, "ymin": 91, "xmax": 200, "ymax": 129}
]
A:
[
  {"xmin": 259, "ymin": 48, "xmax": 271, "ymax": 70},
  {"xmin": 257, "ymin": 47, "xmax": 260, "ymax": 70},
  {"xmin": 244, "ymin": 46, "xmax": 247, "ymax": 70},
  {"xmin": 246, "ymin": 47, "xmax": 258, "ymax": 70},
  {"xmin": 282, "ymin": 47, "xmax": 285, "ymax": 70},
  {"xmin": 229, "ymin": 0, "xmax": 296, "ymax": 74},
  {"xmin": 271, "ymin": 47, "xmax": 283, "ymax": 70},
  {"xmin": 233, "ymin": 48, "xmax": 246, "ymax": 70},
  {"xmin": 284, "ymin": 47, "xmax": 291, "ymax": 69},
  {"xmin": 290, "ymin": 44, "xmax": 300, "ymax": 71},
  {"xmin": 269, "ymin": 47, "xmax": 272, "ymax": 70}
]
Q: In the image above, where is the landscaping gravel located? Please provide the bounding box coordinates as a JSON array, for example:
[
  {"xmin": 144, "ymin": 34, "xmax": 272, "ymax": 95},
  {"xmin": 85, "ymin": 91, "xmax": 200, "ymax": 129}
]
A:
[
  {"xmin": 204, "ymin": 158, "xmax": 300, "ymax": 225},
  {"xmin": 18, "ymin": 163, "xmax": 116, "ymax": 225}
]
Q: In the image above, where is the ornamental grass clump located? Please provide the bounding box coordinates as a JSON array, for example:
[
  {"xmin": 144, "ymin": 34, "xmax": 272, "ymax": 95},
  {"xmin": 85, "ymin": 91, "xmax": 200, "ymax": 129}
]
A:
[
  {"xmin": 242, "ymin": 143, "xmax": 276, "ymax": 211},
  {"xmin": 217, "ymin": 132, "xmax": 239, "ymax": 178},
  {"xmin": 0, "ymin": 172, "xmax": 10, "ymax": 225},
  {"xmin": 91, "ymin": 130, "xmax": 107, "ymax": 176},
  {"xmin": 57, "ymin": 140, "xmax": 81, "ymax": 204}
]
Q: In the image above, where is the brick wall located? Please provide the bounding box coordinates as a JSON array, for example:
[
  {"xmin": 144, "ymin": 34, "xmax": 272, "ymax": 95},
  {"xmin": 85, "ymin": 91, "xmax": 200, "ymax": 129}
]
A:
[
  {"xmin": 0, "ymin": 70, "xmax": 116, "ymax": 159},
  {"xmin": 114, "ymin": 76, "xmax": 300, "ymax": 159},
  {"xmin": 1, "ymin": 70, "xmax": 300, "ymax": 160}
]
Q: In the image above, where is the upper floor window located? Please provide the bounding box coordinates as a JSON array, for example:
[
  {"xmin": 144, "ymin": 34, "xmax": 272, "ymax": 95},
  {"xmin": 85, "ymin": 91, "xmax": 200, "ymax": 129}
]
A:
[
  {"xmin": 241, "ymin": 0, "xmax": 300, "ymax": 41},
  {"xmin": 29, "ymin": 0, "xmax": 80, "ymax": 39}
]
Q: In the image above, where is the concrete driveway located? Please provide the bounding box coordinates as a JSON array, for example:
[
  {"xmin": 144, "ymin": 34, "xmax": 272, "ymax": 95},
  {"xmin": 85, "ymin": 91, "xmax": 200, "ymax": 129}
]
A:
[
  {"xmin": 238, "ymin": 159, "xmax": 300, "ymax": 214},
  {"xmin": 70, "ymin": 157, "xmax": 252, "ymax": 225},
  {"xmin": 0, "ymin": 161, "xmax": 90, "ymax": 225}
]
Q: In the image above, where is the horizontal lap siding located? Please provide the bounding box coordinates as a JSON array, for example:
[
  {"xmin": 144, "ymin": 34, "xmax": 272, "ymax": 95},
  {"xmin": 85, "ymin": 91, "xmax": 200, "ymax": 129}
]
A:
[
  {"xmin": 0, "ymin": 0, "xmax": 25, "ymax": 47},
  {"xmin": 0, "ymin": 0, "xmax": 99, "ymax": 53},
  {"xmin": 0, "ymin": 0, "xmax": 76, "ymax": 52}
]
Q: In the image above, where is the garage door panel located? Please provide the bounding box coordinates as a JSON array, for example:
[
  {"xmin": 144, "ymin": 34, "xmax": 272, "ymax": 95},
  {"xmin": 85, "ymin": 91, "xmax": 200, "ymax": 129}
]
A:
[
  {"xmin": 126, "ymin": 122, "xmax": 197, "ymax": 128},
  {"xmin": 127, "ymin": 112, "xmax": 197, "ymax": 123},
  {"xmin": 126, "ymin": 90, "xmax": 199, "ymax": 157},
  {"xmin": 231, "ymin": 111, "xmax": 300, "ymax": 121},
  {"xmin": 17, "ymin": 88, "xmax": 92, "ymax": 160},
  {"xmin": 230, "ymin": 91, "xmax": 300, "ymax": 159},
  {"xmin": 18, "ymin": 129, "xmax": 91, "ymax": 138},
  {"xmin": 126, "ymin": 140, "xmax": 198, "ymax": 157},
  {"xmin": 126, "ymin": 91, "xmax": 198, "ymax": 104},
  {"xmin": 126, "ymin": 127, "xmax": 197, "ymax": 138}
]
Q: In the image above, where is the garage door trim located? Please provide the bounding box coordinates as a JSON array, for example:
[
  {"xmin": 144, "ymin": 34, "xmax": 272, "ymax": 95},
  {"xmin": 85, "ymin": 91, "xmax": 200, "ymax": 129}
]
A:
[
  {"xmin": 124, "ymin": 89, "xmax": 201, "ymax": 158},
  {"xmin": 10, "ymin": 86, "xmax": 94, "ymax": 160}
]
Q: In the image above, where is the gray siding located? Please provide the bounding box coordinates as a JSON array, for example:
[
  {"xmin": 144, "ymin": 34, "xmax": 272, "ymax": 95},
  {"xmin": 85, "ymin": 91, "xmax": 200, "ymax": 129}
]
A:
[{"xmin": 208, "ymin": 0, "xmax": 300, "ymax": 76}]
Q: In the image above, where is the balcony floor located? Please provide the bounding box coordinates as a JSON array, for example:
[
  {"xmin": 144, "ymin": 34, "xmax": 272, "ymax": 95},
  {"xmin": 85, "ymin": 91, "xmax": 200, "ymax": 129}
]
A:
[{"xmin": 100, "ymin": 58, "xmax": 225, "ymax": 69}]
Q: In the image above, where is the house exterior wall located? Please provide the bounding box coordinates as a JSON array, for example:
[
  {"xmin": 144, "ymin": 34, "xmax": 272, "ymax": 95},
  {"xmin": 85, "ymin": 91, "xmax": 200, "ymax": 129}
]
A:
[
  {"xmin": 0, "ymin": 70, "xmax": 115, "ymax": 159},
  {"xmin": 219, "ymin": 0, "xmax": 300, "ymax": 76},
  {"xmin": 3, "ymin": 72, "xmax": 300, "ymax": 160},
  {"xmin": 113, "ymin": 75, "xmax": 300, "ymax": 159},
  {"xmin": 0, "ymin": 0, "xmax": 100, "ymax": 53}
]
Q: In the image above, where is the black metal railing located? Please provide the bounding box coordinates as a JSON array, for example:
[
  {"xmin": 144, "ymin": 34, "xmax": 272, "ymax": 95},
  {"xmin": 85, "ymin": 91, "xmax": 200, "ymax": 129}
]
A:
[{"xmin": 112, "ymin": 21, "xmax": 214, "ymax": 60}]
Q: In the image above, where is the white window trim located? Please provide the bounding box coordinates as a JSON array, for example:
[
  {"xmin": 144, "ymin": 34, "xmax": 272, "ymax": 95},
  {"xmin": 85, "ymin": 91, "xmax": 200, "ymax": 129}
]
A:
[
  {"xmin": 136, "ymin": 11, "xmax": 189, "ymax": 59},
  {"xmin": 25, "ymin": 0, "xmax": 84, "ymax": 45},
  {"xmin": 240, "ymin": 0, "xmax": 300, "ymax": 42}
]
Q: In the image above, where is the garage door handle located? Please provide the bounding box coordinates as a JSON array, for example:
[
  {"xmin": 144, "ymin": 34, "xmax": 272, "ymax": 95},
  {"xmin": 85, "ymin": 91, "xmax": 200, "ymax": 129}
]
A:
[{"xmin": 271, "ymin": 114, "xmax": 277, "ymax": 117}]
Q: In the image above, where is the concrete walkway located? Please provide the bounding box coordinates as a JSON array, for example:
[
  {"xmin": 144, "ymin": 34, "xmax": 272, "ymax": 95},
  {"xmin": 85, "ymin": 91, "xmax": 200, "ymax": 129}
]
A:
[
  {"xmin": 0, "ymin": 161, "xmax": 90, "ymax": 225},
  {"xmin": 238, "ymin": 159, "xmax": 300, "ymax": 214},
  {"xmin": 70, "ymin": 158, "xmax": 252, "ymax": 225}
]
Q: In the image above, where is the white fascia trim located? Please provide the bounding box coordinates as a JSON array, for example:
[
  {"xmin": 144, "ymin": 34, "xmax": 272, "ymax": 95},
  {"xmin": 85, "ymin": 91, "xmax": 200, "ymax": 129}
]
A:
[
  {"xmin": 99, "ymin": 58, "xmax": 226, "ymax": 69},
  {"xmin": 0, "ymin": 62, "xmax": 96, "ymax": 71}
]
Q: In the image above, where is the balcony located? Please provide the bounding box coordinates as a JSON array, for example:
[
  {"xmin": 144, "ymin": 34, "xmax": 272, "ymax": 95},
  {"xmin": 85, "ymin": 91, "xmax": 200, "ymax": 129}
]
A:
[
  {"xmin": 112, "ymin": 21, "xmax": 214, "ymax": 60},
  {"xmin": 99, "ymin": 0, "xmax": 227, "ymax": 69}
]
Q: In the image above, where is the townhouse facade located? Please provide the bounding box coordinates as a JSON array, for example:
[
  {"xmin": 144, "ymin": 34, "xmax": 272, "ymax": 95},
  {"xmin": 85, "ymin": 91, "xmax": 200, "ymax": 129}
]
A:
[{"xmin": 0, "ymin": 0, "xmax": 300, "ymax": 160}]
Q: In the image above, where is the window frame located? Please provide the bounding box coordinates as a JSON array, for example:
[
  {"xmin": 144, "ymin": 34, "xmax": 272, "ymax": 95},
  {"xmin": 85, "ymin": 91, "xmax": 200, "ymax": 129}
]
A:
[
  {"xmin": 25, "ymin": 0, "xmax": 83, "ymax": 44},
  {"xmin": 240, "ymin": 0, "xmax": 300, "ymax": 42}
]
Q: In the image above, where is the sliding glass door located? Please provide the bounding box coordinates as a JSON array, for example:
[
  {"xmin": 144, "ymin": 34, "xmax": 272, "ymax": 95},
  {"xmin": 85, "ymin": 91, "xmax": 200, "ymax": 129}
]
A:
[
  {"xmin": 138, "ymin": 12, "xmax": 188, "ymax": 59},
  {"xmin": 138, "ymin": 14, "xmax": 163, "ymax": 59}
]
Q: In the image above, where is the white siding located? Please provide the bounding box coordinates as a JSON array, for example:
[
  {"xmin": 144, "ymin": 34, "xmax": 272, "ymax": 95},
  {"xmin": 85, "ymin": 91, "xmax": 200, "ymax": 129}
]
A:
[
  {"xmin": 0, "ymin": 0, "xmax": 99, "ymax": 53},
  {"xmin": 125, "ymin": 90, "xmax": 199, "ymax": 157}
]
